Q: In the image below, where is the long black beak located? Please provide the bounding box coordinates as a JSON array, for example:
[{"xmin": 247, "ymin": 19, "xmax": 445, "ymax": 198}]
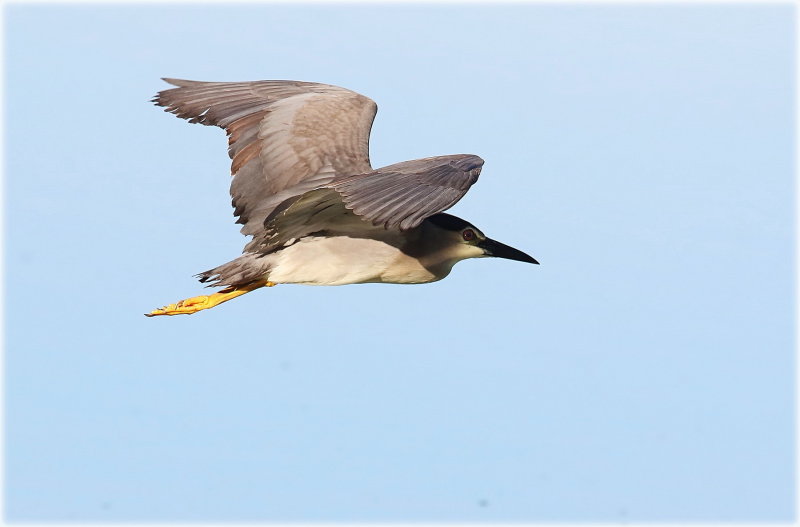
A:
[{"xmin": 479, "ymin": 238, "xmax": 539, "ymax": 264}]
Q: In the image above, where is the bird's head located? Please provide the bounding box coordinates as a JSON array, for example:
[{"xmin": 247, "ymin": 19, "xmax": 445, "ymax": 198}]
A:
[{"xmin": 426, "ymin": 213, "xmax": 539, "ymax": 265}]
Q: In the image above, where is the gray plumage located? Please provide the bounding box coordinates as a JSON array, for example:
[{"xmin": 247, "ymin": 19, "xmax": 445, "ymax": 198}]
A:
[
  {"xmin": 151, "ymin": 78, "xmax": 536, "ymax": 296},
  {"xmin": 154, "ymin": 78, "xmax": 379, "ymax": 240},
  {"xmin": 330, "ymin": 155, "xmax": 483, "ymax": 230}
]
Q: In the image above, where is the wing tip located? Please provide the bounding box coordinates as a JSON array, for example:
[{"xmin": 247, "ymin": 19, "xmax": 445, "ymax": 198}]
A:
[{"xmin": 452, "ymin": 153, "xmax": 484, "ymax": 172}]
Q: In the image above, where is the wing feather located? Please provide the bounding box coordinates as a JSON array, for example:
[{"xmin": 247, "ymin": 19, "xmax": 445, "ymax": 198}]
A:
[
  {"xmin": 328, "ymin": 154, "xmax": 483, "ymax": 230},
  {"xmin": 154, "ymin": 79, "xmax": 484, "ymax": 253},
  {"xmin": 245, "ymin": 154, "xmax": 482, "ymax": 254},
  {"xmin": 153, "ymin": 78, "xmax": 377, "ymax": 237}
]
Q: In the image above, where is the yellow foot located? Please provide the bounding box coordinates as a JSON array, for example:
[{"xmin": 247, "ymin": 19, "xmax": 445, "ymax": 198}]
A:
[{"xmin": 145, "ymin": 280, "xmax": 274, "ymax": 317}]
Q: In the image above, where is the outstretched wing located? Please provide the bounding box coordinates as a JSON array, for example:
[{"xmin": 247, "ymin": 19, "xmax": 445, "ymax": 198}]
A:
[
  {"xmin": 250, "ymin": 154, "xmax": 484, "ymax": 253},
  {"xmin": 329, "ymin": 154, "xmax": 483, "ymax": 230},
  {"xmin": 153, "ymin": 78, "xmax": 377, "ymax": 237}
]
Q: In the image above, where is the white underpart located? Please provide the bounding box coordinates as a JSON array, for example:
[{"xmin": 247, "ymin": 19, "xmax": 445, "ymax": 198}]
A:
[
  {"xmin": 266, "ymin": 234, "xmax": 484, "ymax": 286},
  {"xmin": 266, "ymin": 236, "xmax": 424, "ymax": 285}
]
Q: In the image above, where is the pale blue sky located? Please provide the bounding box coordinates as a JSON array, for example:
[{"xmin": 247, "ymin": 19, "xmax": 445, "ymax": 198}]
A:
[{"xmin": 4, "ymin": 2, "xmax": 796, "ymax": 522}]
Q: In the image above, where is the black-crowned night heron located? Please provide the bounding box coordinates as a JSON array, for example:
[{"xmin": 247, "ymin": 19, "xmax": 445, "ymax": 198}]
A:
[{"xmin": 147, "ymin": 79, "xmax": 538, "ymax": 316}]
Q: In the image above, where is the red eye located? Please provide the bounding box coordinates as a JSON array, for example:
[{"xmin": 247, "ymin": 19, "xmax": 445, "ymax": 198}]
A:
[{"xmin": 462, "ymin": 229, "xmax": 475, "ymax": 241}]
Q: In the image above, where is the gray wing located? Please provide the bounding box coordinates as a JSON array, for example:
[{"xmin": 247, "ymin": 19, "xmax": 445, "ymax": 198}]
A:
[
  {"xmin": 250, "ymin": 154, "xmax": 484, "ymax": 253},
  {"xmin": 256, "ymin": 189, "xmax": 381, "ymax": 251},
  {"xmin": 153, "ymin": 78, "xmax": 377, "ymax": 237},
  {"xmin": 328, "ymin": 154, "xmax": 483, "ymax": 230}
]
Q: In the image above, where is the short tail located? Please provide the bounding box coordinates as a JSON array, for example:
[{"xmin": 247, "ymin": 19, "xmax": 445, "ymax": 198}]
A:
[{"xmin": 196, "ymin": 253, "xmax": 272, "ymax": 288}]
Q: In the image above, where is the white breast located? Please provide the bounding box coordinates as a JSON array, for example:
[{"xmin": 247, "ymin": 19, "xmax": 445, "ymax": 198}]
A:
[{"xmin": 266, "ymin": 236, "xmax": 440, "ymax": 285}]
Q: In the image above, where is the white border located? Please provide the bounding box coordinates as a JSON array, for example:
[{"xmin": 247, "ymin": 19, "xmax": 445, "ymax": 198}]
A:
[{"xmin": 0, "ymin": 1, "xmax": 797, "ymax": 526}]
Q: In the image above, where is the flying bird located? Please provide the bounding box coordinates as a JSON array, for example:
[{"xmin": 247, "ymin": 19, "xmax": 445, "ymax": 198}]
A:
[{"xmin": 147, "ymin": 79, "xmax": 538, "ymax": 316}]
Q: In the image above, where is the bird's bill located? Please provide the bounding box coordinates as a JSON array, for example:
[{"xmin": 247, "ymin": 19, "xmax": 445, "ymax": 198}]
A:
[{"xmin": 479, "ymin": 238, "xmax": 539, "ymax": 264}]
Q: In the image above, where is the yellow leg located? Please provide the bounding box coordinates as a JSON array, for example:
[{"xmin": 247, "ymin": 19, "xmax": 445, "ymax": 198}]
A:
[{"xmin": 145, "ymin": 280, "xmax": 275, "ymax": 317}]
